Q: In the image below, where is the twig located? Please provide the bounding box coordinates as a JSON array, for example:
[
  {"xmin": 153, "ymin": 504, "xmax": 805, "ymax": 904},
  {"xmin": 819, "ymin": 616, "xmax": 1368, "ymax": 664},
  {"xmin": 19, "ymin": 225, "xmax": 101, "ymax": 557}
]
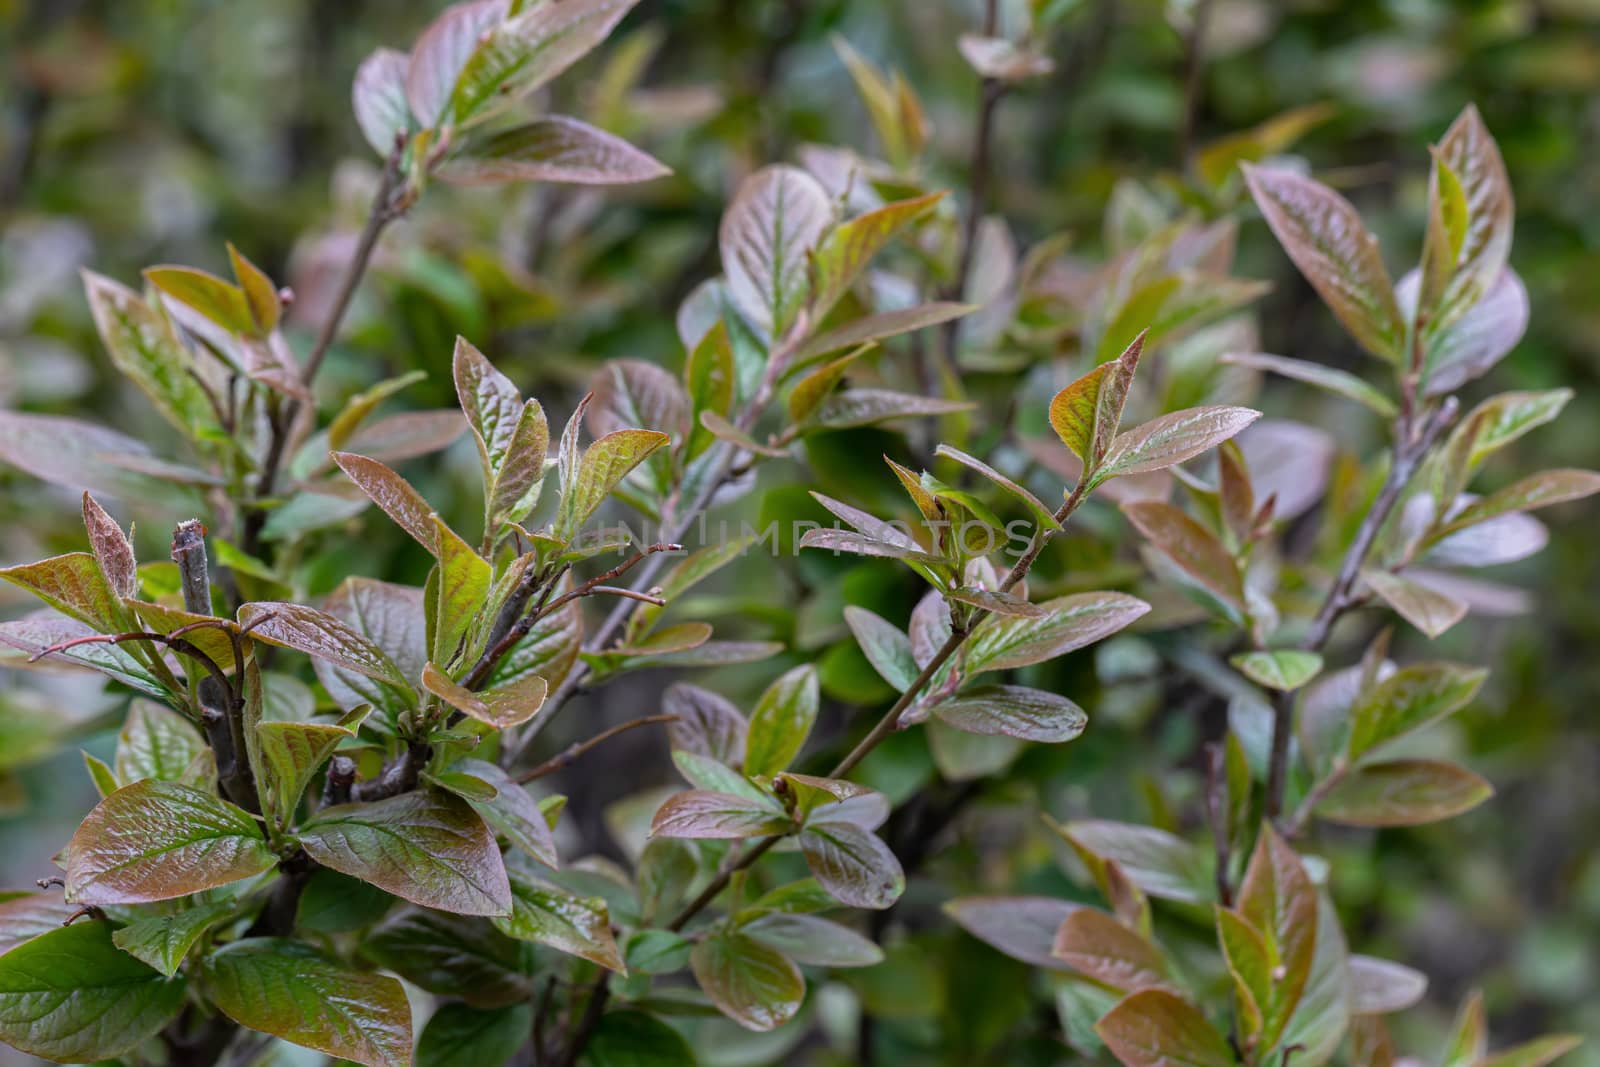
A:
[
  {"xmin": 1178, "ymin": 0, "xmax": 1216, "ymax": 166},
  {"xmin": 516, "ymin": 715, "xmax": 677, "ymax": 783},
  {"xmin": 554, "ymin": 976, "xmax": 611, "ymax": 1067}
]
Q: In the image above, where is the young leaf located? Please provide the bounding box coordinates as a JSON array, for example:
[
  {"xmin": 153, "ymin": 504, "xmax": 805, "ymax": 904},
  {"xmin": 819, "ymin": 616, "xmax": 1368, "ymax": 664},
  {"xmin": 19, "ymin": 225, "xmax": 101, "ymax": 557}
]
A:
[
  {"xmin": 297, "ymin": 789, "xmax": 513, "ymax": 916},
  {"xmin": 1231, "ymin": 650, "xmax": 1324, "ymax": 692},
  {"xmin": 64, "ymin": 779, "xmax": 276, "ymax": 905},
  {"xmin": 256, "ymin": 711, "xmax": 365, "ymax": 825},
  {"xmin": 83, "ymin": 271, "xmax": 220, "ymax": 436},
  {"xmin": 442, "ymin": 115, "xmax": 669, "ymax": 185},
  {"xmin": 690, "ymin": 931, "xmax": 805, "ymax": 1032},
  {"xmin": 404, "ymin": 0, "xmax": 506, "ymax": 127},
  {"xmin": 1436, "ymin": 468, "xmax": 1600, "ymax": 537},
  {"xmin": 1427, "ymin": 105, "xmax": 1514, "ymax": 337},
  {"xmin": 809, "ymin": 192, "xmax": 943, "ymax": 317},
  {"xmin": 555, "ymin": 428, "xmax": 670, "ymax": 541},
  {"xmin": 934, "ymin": 443, "xmax": 1062, "ymax": 529},
  {"xmin": 202, "ymin": 938, "xmax": 413, "ymax": 1067},
  {"xmin": 1052, "ymin": 908, "xmax": 1172, "ymax": 994},
  {"xmin": 1363, "ymin": 570, "xmax": 1469, "ymax": 639},
  {"xmin": 432, "ymin": 518, "xmax": 493, "ymax": 666},
  {"xmin": 743, "ymin": 664, "xmax": 820, "ymax": 777},
  {"xmin": 493, "ymin": 871, "xmax": 626, "ymax": 972},
  {"xmin": 1220, "ymin": 351, "xmax": 1397, "ymax": 417},
  {"xmin": 965, "ymin": 591, "xmax": 1151, "ymax": 675},
  {"xmin": 1094, "ymin": 989, "xmax": 1234, "ymax": 1067},
  {"xmin": 843, "ymin": 605, "xmax": 919, "ymax": 692},
  {"xmin": 795, "ymin": 302, "xmax": 974, "ymax": 363},
  {"xmin": 334, "ymin": 451, "xmax": 442, "ymax": 554},
  {"xmin": 112, "ymin": 901, "xmax": 236, "ymax": 977},
  {"xmin": 82, "ymin": 492, "xmax": 136, "ymax": 598},
  {"xmin": 1060, "ymin": 820, "xmax": 1213, "ymax": 904},
  {"xmin": 808, "ymin": 388, "xmax": 973, "ymax": 430},
  {"xmin": 1049, "ymin": 333, "xmax": 1144, "ymax": 468},
  {"xmin": 1315, "ymin": 759, "xmax": 1493, "ymax": 826},
  {"xmin": 1408, "ymin": 267, "xmax": 1529, "ymax": 396},
  {"xmin": 651, "ymin": 789, "xmax": 793, "ymax": 839},
  {"xmin": 720, "ymin": 164, "xmax": 833, "ymax": 337},
  {"xmin": 1097, "ymin": 406, "xmax": 1261, "ymax": 486},
  {"xmin": 1122, "ymin": 500, "xmax": 1244, "ymax": 616},
  {"xmin": 422, "ymin": 663, "xmax": 549, "ymax": 729},
  {"xmin": 114, "ymin": 701, "xmax": 207, "ymax": 785},
  {"xmin": 1346, "ymin": 661, "xmax": 1487, "ymax": 762},
  {"xmin": 0, "ymin": 921, "xmax": 186, "ymax": 1063},
  {"xmin": 241, "ymin": 602, "xmax": 413, "ymax": 690},
  {"xmin": 663, "ymin": 683, "xmax": 748, "ymax": 765},
  {"xmin": 798, "ymin": 819, "xmax": 904, "ymax": 909},
  {"xmin": 352, "ymin": 46, "xmax": 413, "ymax": 156},
  {"xmin": 1242, "ymin": 164, "xmax": 1406, "ymax": 362},
  {"xmin": 0, "ymin": 551, "xmax": 125, "ymax": 632},
  {"xmin": 1235, "ymin": 826, "xmax": 1318, "ymax": 1048},
  {"xmin": 930, "ymin": 684, "xmax": 1087, "ymax": 742}
]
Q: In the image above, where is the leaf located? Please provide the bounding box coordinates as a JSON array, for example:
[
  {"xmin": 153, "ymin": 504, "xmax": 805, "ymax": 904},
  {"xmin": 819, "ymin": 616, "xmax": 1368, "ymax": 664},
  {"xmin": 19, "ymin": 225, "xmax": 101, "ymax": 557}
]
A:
[
  {"xmin": 0, "ymin": 892, "xmax": 79, "ymax": 956},
  {"xmin": 930, "ymin": 684, "xmax": 1087, "ymax": 742},
  {"xmin": 297, "ymin": 789, "xmax": 512, "ymax": 916},
  {"xmin": 685, "ymin": 320, "xmax": 736, "ymax": 456},
  {"xmin": 1277, "ymin": 891, "xmax": 1352, "ymax": 1066},
  {"xmin": 334, "ymin": 451, "xmax": 441, "ymax": 554},
  {"xmin": 353, "ymin": 46, "xmax": 413, "ymax": 156},
  {"xmin": 795, "ymin": 302, "xmax": 974, "ymax": 363},
  {"xmin": 363, "ymin": 909, "xmax": 533, "ymax": 1007},
  {"xmin": 699, "ymin": 410, "xmax": 786, "ymax": 455},
  {"xmin": 344, "ymin": 408, "xmax": 467, "ymax": 463},
  {"xmin": 720, "ymin": 164, "xmax": 833, "ymax": 337},
  {"xmin": 1242, "ymin": 164, "xmax": 1405, "ymax": 362},
  {"xmin": 966, "ymin": 591, "xmax": 1151, "ymax": 675},
  {"xmin": 743, "ymin": 664, "xmax": 819, "ymax": 777},
  {"xmin": 1051, "ymin": 908, "xmax": 1172, "ymax": 993},
  {"xmin": 82, "ymin": 492, "xmax": 136, "ymax": 598},
  {"xmin": 82, "ymin": 271, "xmax": 219, "ymax": 436},
  {"xmin": 446, "ymin": 0, "xmax": 644, "ymax": 128},
  {"xmin": 442, "ymin": 115, "xmax": 669, "ymax": 185},
  {"xmin": 241, "ymin": 601, "xmax": 412, "ymax": 690},
  {"xmin": 808, "ymin": 388, "xmax": 974, "ymax": 429},
  {"xmin": 958, "ymin": 34, "xmax": 1054, "ymax": 80},
  {"xmin": 743, "ymin": 912, "xmax": 884, "ymax": 967},
  {"xmin": 328, "ymin": 370, "xmax": 428, "ymax": 451},
  {"xmin": 423, "ymin": 663, "xmax": 548, "ymax": 729},
  {"xmin": 843, "ymin": 605, "xmax": 919, "ymax": 692},
  {"xmin": 1231, "ymin": 650, "xmax": 1324, "ymax": 692},
  {"xmin": 1426, "ymin": 105, "xmax": 1514, "ymax": 338},
  {"xmin": 1437, "ymin": 468, "xmax": 1600, "ymax": 537},
  {"xmin": 1217, "ymin": 907, "xmax": 1271, "ymax": 1040},
  {"xmin": 1094, "ymin": 988, "xmax": 1234, "ymax": 1067},
  {"xmin": 1315, "ymin": 759, "xmax": 1493, "ymax": 826},
  {"xmin": 1363, "ymin": 570, "xmax": 1468, "ymax": 639},
  {"xmin": 810, "ymin": 192, "xmax": 943, "ymax": 317},
  {"xmin": 433, "ymin": 519, "xmax": 494, "ymax": 666},
  {"xmin": 405, "ymin": 0, "xmax": 507, "ymax": 127},
  {"xmin": 663, "ymin": 683, "xmax": 747, "ymax": 765},
  {"xmin": 1060, "ymin": 820, "xmax": 1213, "ymax": 904},
  {"xmin": 417, "ymin": 1003, "xmax": 533, "ymax": 1067},
  {"xmin": 144, "ymin": 265, "xmax": 253, "ymax": 334},
  {"xmin": 1235, "ymin": 826, "xmax": 1317, "ymax": 1048},
  {"xmin": 587, "ymin": 1009, "xmax": 697, "ymax": 1067},
  {"xmin": 1122, "ymin": 501, "xmax": 1244, "ymax": 615},
  {"xmin": 316, "ymin": 578, "xmax": 428, "ymax": 714},
  {"xmin": 452, "ymin": 758, "xmax": 559, "ymax": 869},
  {"xmin": 942, "ymin": 896, "xmax": 1080, "ymax": 969},
  {"xmin": 650, "ymin": 790, "xmax": 793, "ymax": 839},
  {"xmin": 64, "ymin": 780, "xmax": 276, "ymax": 905},
  {"xmin": 0, "ymin": 412, "xmax": 199, "ymax": 507},
  {"xmin": 1346, "ymin": 661, "xmax": 1487, "ymax": 762},
  {"xmin": 1398, "ymin": 267, "xmax": 1529, "ymax": 396},
  {"xmin": 202, "ymin": 938, "xmax": 412, "ymax": 1067},
  {"xmin": 934, "ymin": 444, "xmax": 1062, "ymax": 529},
  {"xmin": 112, "ymin": 901, "xmax": 235, "ymax": 977},
  {"xmin": 555, "ymin": 428, "xmax": 670, "ymax": 541},
  {"xmin": 1220, "ymin": 351, "xmax": 1397, "ymax": 417},
  {"xmin": 1348, "ymin": 955, "xmax": 1428, "ymax": 1015},
  {"xmin": 0, "ymin": 611, "xmax": 168, "ymax": 700},
  {"xmin": 493, "ymin": 871, "xmax": 626, "ymax": 972},
  {"xmin": 1050, "ymin": 333, "xmax": 1144, "ymax": 468},
  {"xmin": 1477, "ymin": 1036, "xmax": 1586, "ymax": 1067},
  {"xmin": 0, "ymin": 921, "xmax": 186, "ymax": 1063},
  {"xmin": 690, "ymin": 931, "xmax": 804, "ymax": 1032},
  {"xmin": 799, "ymin": 820, "xmax": 904, "ymax": 909},
  {"xmin": 256, "ymin": 711, "xmax": 365, "ymax": 825},
  {"xmin": 1097, "ymin": 406, "xmax": 1261, "ymax": 485},
  {"xmin": 114, "ymin": 702, "xmax": 207, "ymax": 785},
  {"xmin": 0, "ymin": 551, "xmax": 125, "ymax": 632}
]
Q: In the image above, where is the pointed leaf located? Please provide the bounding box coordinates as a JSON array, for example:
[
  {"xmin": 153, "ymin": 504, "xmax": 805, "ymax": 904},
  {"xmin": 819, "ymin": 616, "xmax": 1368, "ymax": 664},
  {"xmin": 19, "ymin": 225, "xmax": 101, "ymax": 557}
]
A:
[
  {"xmin": 663, "ymin": 683, "xmax": 747, "ymax": 765},
  {"xmin": 690, "ymin": 932, "xmax": 804, "ymax": 1032},
  {"xmin": 720, "ymin": 164, "xmax": 833, "ymax": 337},
  {"xmin": 930, "ymin": 684, "xmax": 1087, "ymax": 742},
  {"xmin": 83, "ymin": 271, "xmax": 219, "ymax": 435},
  {"xmin": 1220, "ymin": 351, "xmax": 1397, "ymax": 417},
  {"xmin": 1052, "ymin": 908, "xmax": 1172, "ymax": 994},
  {"xmin": 1050, "ymin": 333, "xmax": 1144, "ymax": 467},
  {"xmin": 843, "ymin": 605, "xmax": 919, "ymax": 692},
  {"xmin": 334, "ymin": 451, "xmax": 441, "ymax": 554},
  {"xmin": 743, "ymin": 664, "xmax": 819, "ymax": 777},
  {"xmin": 795, "ymin": 302, "xmax": 973, "ymax": 363},
  {"xmin": 442, "ymin": 115, "xmax": 669, "ymax": 185},
  {"xmin": 1316, "ymin": 759, "xmax": 1492, "ymax": 826},
  {"xmin": 650, "ymin": 790, "xmax": 793, "ymax": 839},
  {"xmin": 966, "ymin": 591, "xmax": 1151, "ymax": 675},
  {"xmin": 555, "ymin": 428, "xmax": 670, "ymax": 541},
  {"xmin": 1346, "ymin": 661, "xmax": 1486, "ymax": 762},
  {"xmin": 1363, "ymin": 570, "xmax": 1469, "ymax": 639},
  {"xmin": 241, "ymin": 602, "xmax": 411, "ymax": 689},
  {"xmin": 423, "ymin": 663, "xmax": 548, "ymax": 729},
  {"xmin": 1098, "ymin": 406, "xmax": 1261, "ymax": 484},
  {"xmin": 1123, "ymin": 500, "xmax": 1244, "ymax": 615},
  {"xmin": 82, "ymin": 493, "xmax": 136, "ymax": 598},
  {"xmin": 1061, "ymin": 820, "xmax": 1213, "ymax": 904},
  {"xmin": 493, "ymin": 872, "xmax": 625, "ymax": 972},
  {"xmin": 1094, "ymin": 988, "xmax": 1234, "ymax": 1067},
  {"xmin": 257, "ymin": 713, "xmax": 365, "ymax": 825},
  {"xmin": 810, "ymin": 192, "xmax": 943, "ymax": 317},
  {"xmin": 112, "ymin": 901, "xmax": 235, "ymax": 977},
  {"xmin": 1231, "ymin": 650, "xmax": 1324, "ymax": 692},
  {"xmin": 799, "ymin": 821, "xmax": 903, "ymax": 909},
  {"xmin": 453, "ymin": 758, "xmax": 559, "ymax": 869},
  {"xmin": 0, "ymin": 552, "xmax": 124, "ymax": 632}
]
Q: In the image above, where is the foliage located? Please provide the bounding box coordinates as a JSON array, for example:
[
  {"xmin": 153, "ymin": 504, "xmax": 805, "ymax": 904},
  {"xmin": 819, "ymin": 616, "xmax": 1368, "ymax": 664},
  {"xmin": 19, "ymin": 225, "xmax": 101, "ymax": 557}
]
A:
[{"xmin": 1, "ymin": 1, "xmax": 1598, "ymax": 1065}]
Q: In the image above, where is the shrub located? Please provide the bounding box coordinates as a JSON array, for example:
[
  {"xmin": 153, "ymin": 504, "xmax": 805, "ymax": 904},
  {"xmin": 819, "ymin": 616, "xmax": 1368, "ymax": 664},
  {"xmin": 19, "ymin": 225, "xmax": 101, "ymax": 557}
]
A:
[{"xmin": 0, "ymin": 2, "xmax": 1593, "ymax": 1066}]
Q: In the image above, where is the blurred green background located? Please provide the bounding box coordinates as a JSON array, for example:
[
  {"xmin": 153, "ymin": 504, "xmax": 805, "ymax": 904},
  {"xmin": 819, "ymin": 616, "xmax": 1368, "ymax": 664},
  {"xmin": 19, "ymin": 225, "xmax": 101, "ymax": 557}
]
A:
[{"xmin": 2, "ymin": 1, "xmax": 1598, "ymax": 1064}]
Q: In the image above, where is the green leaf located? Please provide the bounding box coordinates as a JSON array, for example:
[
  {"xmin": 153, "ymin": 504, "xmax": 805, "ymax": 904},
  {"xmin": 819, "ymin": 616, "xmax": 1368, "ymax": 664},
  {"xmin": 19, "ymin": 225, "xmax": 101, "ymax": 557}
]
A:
[
  {"xmin": 328, "ymin": 370, "xmax": 429, "ymax": 451},
  {"xmin": 807, "ymin": 388, "xmax": 974, "ymax": 430},
  {"xmin": 1315, "ymin": 759, "xmax": 1493, "ymax": 826},
  {"xmin": 405, "ymin": 0, "xmax": 509, "ymax": 127},
  {"xmin": 587, "ymin": 1008, "xmax": 698, "ymax": 1066},
  {"xmin": 0, "ymin": 551, "xmax": 125, "ymax": 632},
  {"xmin": 335, "ymin": 451, "xmax": 442, "ymax": 554},
  {"xmin": 690, "ymin": 931, "xmax": 804, "ymax": 1032},
  {"xmin": 1094, "ymin": 988, "xmax": 1234, "ymax": 1067},
  {"xmin": 743, "ymin": 664, "xmax": 820, "ymax": 777},
  {"xmin": 1217, "ymin": 906, "xmax": 1271, "ymax": 1040},
  {"xmin": 934, "ymin": 443, "xmax": 1062, "ymax": 529},
  {"xmin": 685, "ymin": 320, "xmax": 737, "ymax": 457},
  {"xmin": 1362, "ymin": 570, "xmax": 1468, "ymax": 639},
  {"xmin": 493, "ymin": 871, "xmax": 626, "ymax": 972},
  {"xmin": 1425, "ymin": 105, "xmax": 1514, "ymax": 339},
  {"xmin": 810, "ymin": 192, "xmax": 943, "ymax": 318},
  {"xmin": 352, "ymin": 46, "xmax": 413, "ymax": 156},
  {"xmin": 1477, "ymin": 1036, "xmax": 1585, "ymax": 1067},
  {"xmin": 202, "ymin": 938, "xmax": 413, "ymax": 1067},
  {"xmin": 1230, "ymin": 650, "xmax": 1324, "ymax": 692},
  {"xmin": 1220, "ymin": 351, "xmax": 1397, "ymax": 417},
  {"xmin": 651, "ymin": 789, "xmax": 793, "ymax": 839},
  {"xmin": 1242, "ymin": 164, "xmax": 1405, "ymax": 362},
  {"xmin": 241, "ymin": 601, "xmax": 412, "ymax": 691},
  {"xmin": 799, "ymin": 820, "xmax": 904, "ymax": 909},
  {"xmin": 1122, "ymin": 501, "xmax": 1244, "ymax": 617},
  {"xmin": 144, "ymin": 265, "xmax": 253, "ymax": 334},
  {"xmin": 364, "ymin": 908, "xmax": 534, "ymax": 1007},
  {"xmin": 843, "ymin": 606, "xmax": 919, "ymax": 692},
  {"xmin": 112, "ymin": 900, "xmax": 235, "ymax": 977},
  {"xmin": 1436, "ymin": 468, "xmax": 1600, "ymax": 538},
  {"xmin": 297, "ymin": 789, "xmax": 512, "ymax": 916},
  {"xmin": 663, "ymin": 683, "xmax": 748, "ymax": 765},
  {"xmin": 556, "ymin": 427, "xmax": 671, "ymax": 542},
  {"xmin": 1235, "ymin": 826, "xmax": 1317, "ymax": 1048},
  {"xmin": 433, "ymin": 519, "xmax": 494, "ymax": 667},
  {"xmin": 795, "ymin": 302, "xmax": 974, "ymax": 364},
  {"xmin": 743, "ymin": 912, "xmax": 884, "ymax": 967},
  {"xmin": 966, "ymin": 591, "xmax": 1150, "ymax": 675},
  {"xmin": 453, "ymin": 758, "xmax": 560, "ymax": 869},
  {"xmin": 1052, "ymin": 908, "xmax": 1172, "ymax": 994},
  {"xmin": 446, "ymin": 0, "xmax": 644, "ymax": 128},
  {"xmin": 720, "ymin": 164, "xmax": 833, "ymax": 337},
  {"xmin": 1060, "ymin": 820, "xmax": 1213, "ymax": 904},
  {"xmin": 256, "ymin": 710, "xmax": 366, "ymax": 826},
  {"xmin": 114, "ymin": 701, "xmax": 207, "ymax": 785},
  {"xmin": 672, "ymin": 750, "xmax": 772, "ymax": 805},
  {"xmin": 417, "ymin": 1003, "xmax": 533, "ymax": 1067},
  {"xmin": 82, "ymin": 270, "xmax": 220, "ymax": 437},
  {"xmin": 1096, "ymin": 406, "xmax": 1261, "ymax": 486},
  {"xmin": 423, "ymin": 663, "xmax": 548, "ymax": 729},
  {"xmin": 443, "ymin": 115, "xmax": 669, "ymax": 185},
  {"xmin": 64, "ymin": 779, "xmax": 275, "ymax": 905},
  {"xmin": 0, "ymin": 921, "xmax": 186, "ymax": 1063},
  {"xmin": 1346, "ymin": 662, "xmax": 1487, "ymax": 762},
  {"xmin": 930, "ymin": 684, "xmax": 1087, "ymax": 742},
  {"xmin": 1049, "ymin": 332, "xmax": 1144, "ymax": 467}
]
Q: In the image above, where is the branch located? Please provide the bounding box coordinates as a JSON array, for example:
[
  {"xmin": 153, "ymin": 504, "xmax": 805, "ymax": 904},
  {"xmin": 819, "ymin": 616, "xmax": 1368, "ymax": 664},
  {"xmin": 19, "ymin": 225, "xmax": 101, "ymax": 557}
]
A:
[
  {"xmin": 1177, "ymin": 0, "xmax": 1216, "ymax": 165},
  {"xmin": 516, "ymin": 715, "xmax": 677, "ymax": 783}
]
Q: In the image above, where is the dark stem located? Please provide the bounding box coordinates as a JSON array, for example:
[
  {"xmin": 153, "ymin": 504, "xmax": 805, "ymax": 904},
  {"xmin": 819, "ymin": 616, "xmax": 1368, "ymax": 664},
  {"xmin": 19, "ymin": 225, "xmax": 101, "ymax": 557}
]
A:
[
  {"xmin": 1204, "ymin": 741, "xmax": 1233, "ymax": 906},
  {"xmin": 516, "ymin": 715, "xmax": 677, "ymax": 783},
  {"xmin": 1178, "ymin": 0, "xmax": 1216, "ymax": 165},
  {"xmin": 554, "ymin": 976, "xmax": 611, "ymax": 1067}
]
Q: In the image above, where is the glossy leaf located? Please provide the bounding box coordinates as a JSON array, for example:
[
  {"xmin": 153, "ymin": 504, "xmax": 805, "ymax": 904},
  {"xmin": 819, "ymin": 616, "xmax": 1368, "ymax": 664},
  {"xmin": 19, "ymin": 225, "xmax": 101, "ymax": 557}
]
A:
[
  {"xmin": 352, "ymin": 46, "xmax": 412, "ymax": 156},
  {"xmin": 810, "ymin": 192, "xmax": 942, "ymax": 317},
  {"xmin": 453, "ymin": 758, "xmax": 559, "ymax": 869},
  {"xmin": 1316, "ymin": 759, "xmax": 1493, "ymax": 826},
  {"xmin": 966, "ymin": 591, "xmax": 1151, "ymax": 675},
  {"xmin": 417, "ymin": 1003, "xmax": 532, "ymax": 1067},
  {"xmin": 942, "ymin": 896, "xmax": 1080, "ymax": 969},
  {"xmin": 555, "ymin": 428, "xmax": 670, "ymax": 541},
  {"xmin": 1235, "ymin": 826, "xmax": 1317, "ymax": 1048},
  {"xmin": 256, "ymin": 710, "xmax": 365, "ymax": 825},
  {"xmin": 808, "ymin": 388, "xmax": 973, "ymax": 430},
  {"xmin": 423, "ymin": 663, "xmax": 548, "ymax": 729},
  {"xmin": 83, "ymin": 271, "xmax": 219, "ymax": 436},
  {"xmin": 241, "ymin": 601, "xmax": 412, "ymax": 690},
  {"xmin": 795, "ymin": 302, "xmax": 973, "ymax": 363},
  {"xmin": 363, "ymin": 908, "xmax": 533, "ymax": 1007},
  {"xmin": 1427, "ymin": 105, "xmax": 1514, "ymax": 337},
  {"xmin": 493, "ymin": 872, "xmax": 625, "ymax": 972},
  {"xmin": 1231, "ymin": 650, "xmax": 1324, "ymax": 692},
  {"xmin": 405, "ymin": 0, "xmax": 505, "ymax": 127},
  {"xmin": 1051, "ymin": 908, "xmax": 1172, "ymax": 994},
  {"xmin": 111, "ymin": 901, "xmax": 235, "ymax": 977},
  {"xmin": 663, "ymin": 683, "xmax": 747, "ymax": 765},
  {"xmin": 1061, "ymin": 820, "xmax": 1213, "ymax": 904},
  {"xmin": 743, "ymin": 664, "xmax": 819, "ymax": 777},
  {"xmin": 1097, "ymin": 406, "xmax": 1261, "ymax": 485},
  {"xmin": 1221, "ymin": 351, "xmax": 1397, "ymax": 416},
  {"xmin": 0, "ymin": 551, "xmax": 124, "ymax": 632},
  {"xmin": 843, "ymin": 605, "xmax": 919, "ymax": 692},
  {"xmin": 930, "ymin": 684, "xmax": 1087, "ymax": 742},
  {"xmin": 799, "ymin": 820, "xmax": 904, "ymax": 909},
  {"xmin": 1095, "ymin": 988, "xmax": 1234, "ymax": 1067},
  {"xmin": 114, "ymin": 701, "xmax": 207, "ymax": 785},
  {"xmin": 1123, "ymin": 501, "xmax": 1244, "ymax": 615},
  {"xmin": 690, "ymin": 931, "xmax": 804, "ymax": 1032},
  {"xmin": 651, "ymin": 789, "xmax": 793, "ymax": 839},
  {"xmin": 1050, "ymin": 333, "xmax": 1144, "ymax": 467},
  {"xmin": 1346, "ymin": 662, "xmax": 1487, "ymax": 762},
  {"xmin": 743, "ymin": 912, "xmax": 884, "ymax": 967}
]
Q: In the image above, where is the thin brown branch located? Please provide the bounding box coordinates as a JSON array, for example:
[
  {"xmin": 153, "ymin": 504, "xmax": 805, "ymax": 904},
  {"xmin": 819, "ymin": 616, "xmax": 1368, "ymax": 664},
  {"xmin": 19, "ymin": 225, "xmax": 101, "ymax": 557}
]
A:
[{"xmin": 516, "ymin": 715, "xmax": 677, "ymax": 783}]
